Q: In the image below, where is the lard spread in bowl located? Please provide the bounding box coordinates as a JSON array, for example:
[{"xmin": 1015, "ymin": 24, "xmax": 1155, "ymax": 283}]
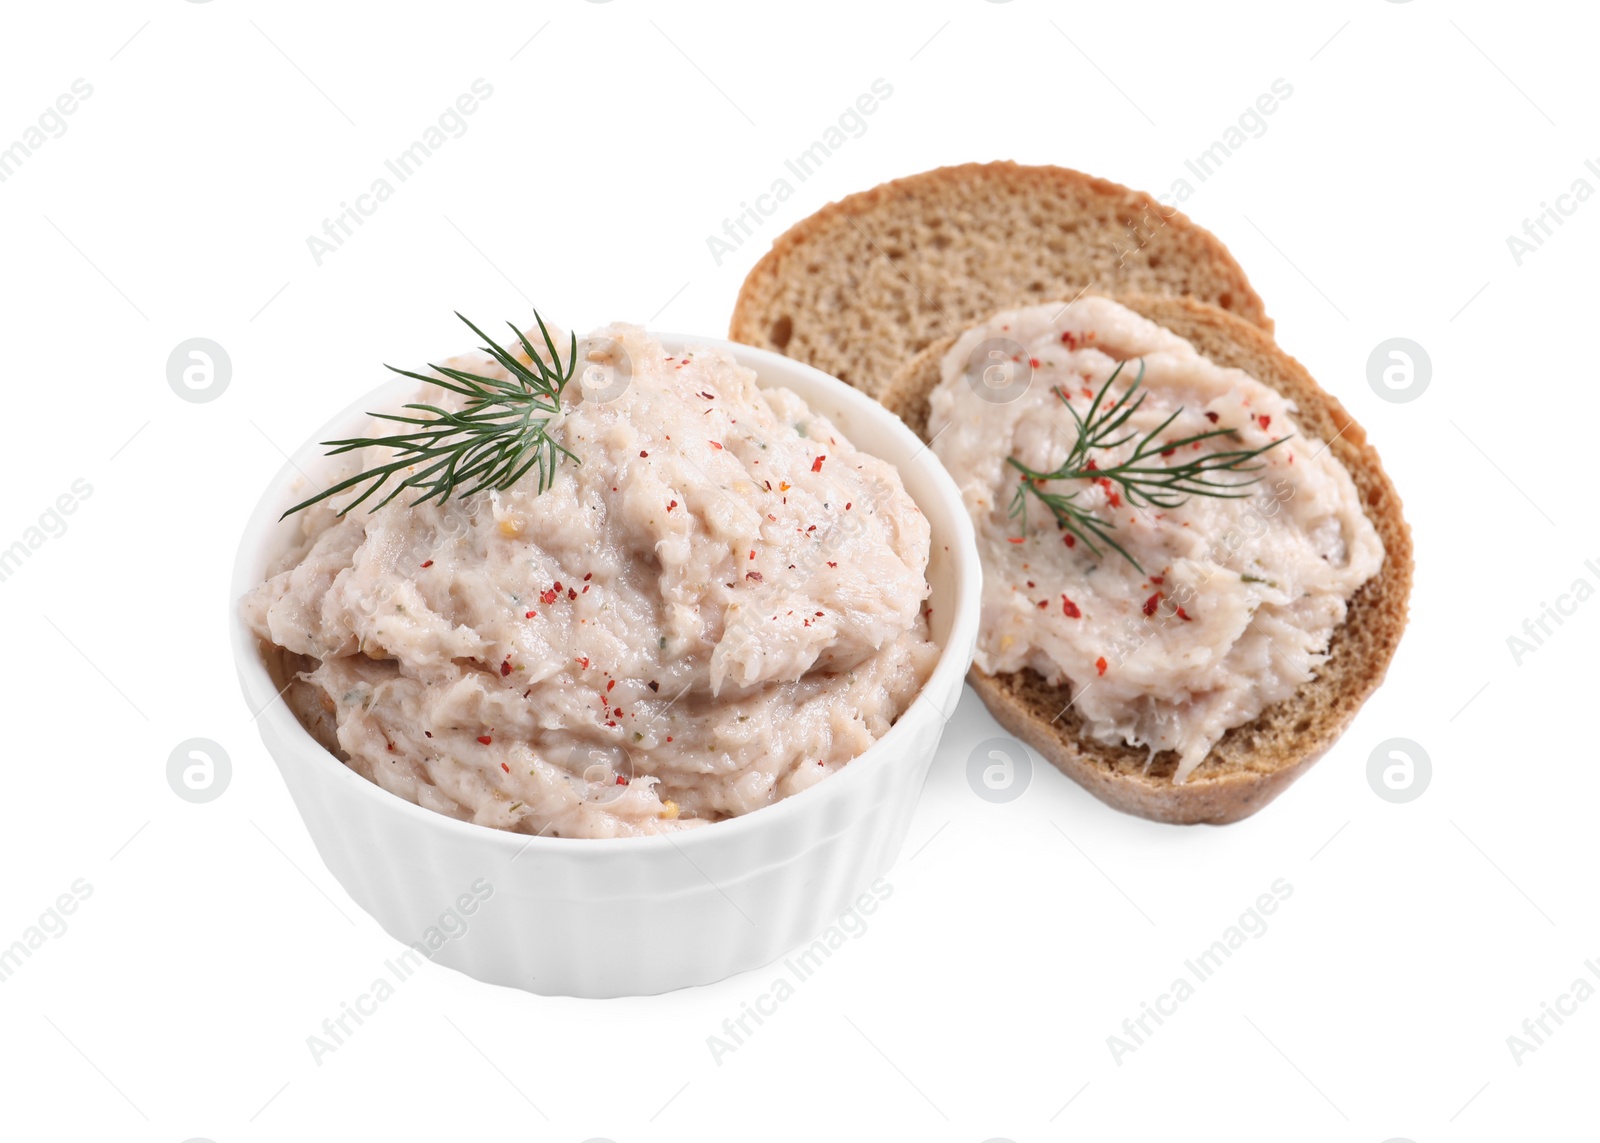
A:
[
  {"xmin": 231, "ymin": 326, "xmax": 980, "ymax": 996},
  {"xmin": 242, "ymin": 324, "xmax": 938, "ymax": 838}
]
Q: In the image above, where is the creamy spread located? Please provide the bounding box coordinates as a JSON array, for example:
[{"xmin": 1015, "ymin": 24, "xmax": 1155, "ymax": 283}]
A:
[
  {"xmin": 243, "ymin": 324, "xmax": 937, "ymax": 837},
  {"xmin": 927, "ymin": 298, "xmax": 1382, "ymax": 781}
]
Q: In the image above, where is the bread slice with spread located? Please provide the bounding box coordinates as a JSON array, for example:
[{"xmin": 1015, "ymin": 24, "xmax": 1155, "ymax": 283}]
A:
[
  {"xmin": 881, "ymin": 294, "xmax": 1411, "ymax": 823},
  {"xmin": 729, "ymin": 162, "xmax": 1270, "ymax": 398}
]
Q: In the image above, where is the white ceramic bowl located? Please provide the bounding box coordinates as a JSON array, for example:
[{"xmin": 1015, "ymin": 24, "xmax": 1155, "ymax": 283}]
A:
[{"xmin": 231, "ymin": 333, "xmax": 979, "ymax": 997}]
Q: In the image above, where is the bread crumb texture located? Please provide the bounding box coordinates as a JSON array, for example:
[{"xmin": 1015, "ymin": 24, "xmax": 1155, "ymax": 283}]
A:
[{"xmin": 730, "ymin": 162, "xmax": 1270, "ymax": 397}]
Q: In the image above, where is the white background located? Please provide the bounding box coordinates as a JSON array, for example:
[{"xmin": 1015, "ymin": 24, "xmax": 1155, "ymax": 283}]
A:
[{"xmin": 0, "ymin": 1, "xmax": 1594, "ymax": 1140}]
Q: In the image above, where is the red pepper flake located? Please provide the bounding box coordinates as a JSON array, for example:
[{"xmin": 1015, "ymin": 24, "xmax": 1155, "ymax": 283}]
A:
[
  {"xmin": 579, "ymin": 657, "xmax": 590, "ymax": 669},
  {"xmin": 424, "ymin": 731, "xmax": 432, "ymax": 738},
  {"xmin": 386, "ymin": 742, "xmax": 395, "ymax": 753},
  {"xmin": 1160, "ymin": 447, "xmax": 1175, "ymax": 458},
  {"xmin": 1205, "ymin": 411, "xmax": 1219, "ymax": 423},
  {"xmin": 540, "ymin": 589, "xmax": 557, "ymax": 605},
  {"xmin": 1096, "ymin": 657, "xmax": 1108, "ymax": 676},
  {"xmin": 1060, "ymin": 330, "xmax": 1078, "ymax": 348},
  {"xmin": 1026, "ymin": 581, "xmax": 1036, "ymax": 588},
  {"xmin": 748, "ymin": 550, "xmax": 756, "ymax": 560},
  {"xmin": 665, "ymin": 736, "xmax": 673, "ymax": 743},
  {"xmin": 1143, "ymin": 592, "xmax": 1163, "ymax": 617},
  {"xmin": 827, "ymin": 561, "xmax": 837, "ymax": 568},
  {"xmin": 582, "ymin": 585, "xmax": 589, "ymax": 593},
  {"xmin": 477, "ymin": 735, "xmax": 493, "ymax": 745},
  {"xmin": 648, "ymin": 681, "xmax": 659, "ymax": 692},
  {"xmin": 613, "ymin": 707, "xmax": 623, "ymax": 717},
  {"xmin": 500, "ymin": 762, "xmax": 510, "ymax": 773},
  {"xmin": 1007, "ymin": 536, "xmax": 1026, "ymax": 544},
  {"xmin": 1063, "ymin": 534, "xmax": 1076, "ymax": 548},
  {"xmin": 1062, "ymin": 595, "xmax": 1081, "ymax": 618},
  {"xmin": 746, "ymin": 571, "xmax": 763, "ymax": 582},
  {"xmin": 1257, "ymin": 414, "xmax": 1271, "ymax": 430},
  {"xmin": 1176, "ymin": 607, "xmax": 1193, "ymax": 622},
  {"xmin": 1028, "ymin": 357, "xmax": 1041, "ymax": 368},
  {"xmin": 553, "ymin": 581, "xmax": 563, "ymax": 592},
  {"xmin": 699, "ymin": 391, "xmax": 715, "ymax": 400},
  {"xmin": 767, "ymin": 513, "xmax": 778, "ymax": 522},
  {"xmin": 779, "ymin": 481, "xmax": 790, "ymax": 491},
  {"xmin": 709, "ymin": 440, "xmax": 724, "ymax": 450},
  {"xmin": 1150, "ymin": 575, "xmax": 1164, "ymax": 585},
  {"xmin": 567, "ymin": 588, "xmax": 576, "ymax": 600},
  {"xmin": 806, "ymin": 525, "xmax": 816, "ymax": 532},
  {"xmin": 615, "ymin": 775, "xmax": 628, "ymax": 785},
  {"xmin": 1037, "ymin": 599, "xmax": 1049, "ymax": 610},
  {"xmin": 845, "ymin": 502, "xmax": 852, "ymax": 510},
  {"xmin": 420, "ymin": 560, "xmax": 433, "ymax": 568},
  {"xmin": 525, "ymin": 610, "xmax": 537, "ymax": 619},
  {"xmin": 606, "ymin": 680, "xmax": 615, "ymax": 692},
  {"xmin": 499, "ymin": 659, "xmax": 511, "ymax": 677},
  {"xmin": 583, "ymin": 573, "xmax": 592, "ymax": 581},
  {"xmin": 667, "ymin": 499, "xmax": 677, "ymax": 512},
  {"xmin": 811, "ymin": 456, "xmax": 825, "ymax": 472},
  {"xmin": 639, "ymin": 450, "xmax": 648, "ymax": 458}
]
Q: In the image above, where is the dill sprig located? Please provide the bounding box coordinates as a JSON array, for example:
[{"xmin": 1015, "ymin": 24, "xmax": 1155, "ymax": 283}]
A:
[
  {"xmin": 1007, "ymin": 360, "xmax": 1287, "ymax": 572},
  {"xmin": 282, "ymin": 311, "xmax": 578, "ymax": 519}
]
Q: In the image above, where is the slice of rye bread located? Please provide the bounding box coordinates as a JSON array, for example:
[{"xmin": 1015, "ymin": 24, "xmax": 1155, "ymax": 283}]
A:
[
  {"xmin": 728, "ymin": 162, "xmax": 1271, "ymax": 398},
  {"xmin": 880, "ymin": 294, "xmax": 1413, "ymax": 824}
]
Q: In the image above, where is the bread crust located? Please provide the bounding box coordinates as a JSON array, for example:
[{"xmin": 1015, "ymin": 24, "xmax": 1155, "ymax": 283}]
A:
[
  {"xmin": 881, "ymin": 294, "xmax": 1412, "ymax": 824},
  {"xmin": 730, "ymin": 162, "xmax": 1271, "ymax": 397}
]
